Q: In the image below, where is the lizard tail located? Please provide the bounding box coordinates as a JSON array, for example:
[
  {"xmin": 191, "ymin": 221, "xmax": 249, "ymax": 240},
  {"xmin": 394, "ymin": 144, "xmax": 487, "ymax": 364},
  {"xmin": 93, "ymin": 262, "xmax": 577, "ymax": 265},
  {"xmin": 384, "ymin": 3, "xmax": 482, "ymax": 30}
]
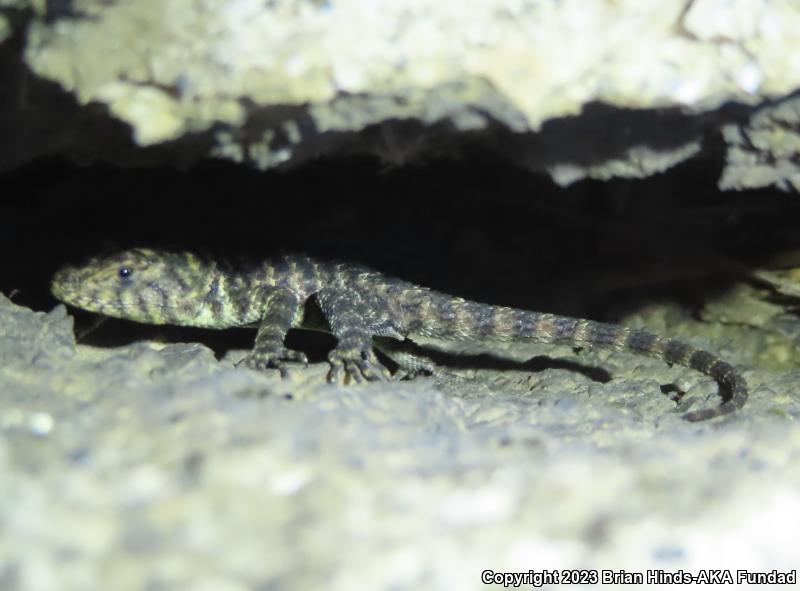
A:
[{"xmin": 411, "ymin": 292, "xmax": 747, "ymax": 422}]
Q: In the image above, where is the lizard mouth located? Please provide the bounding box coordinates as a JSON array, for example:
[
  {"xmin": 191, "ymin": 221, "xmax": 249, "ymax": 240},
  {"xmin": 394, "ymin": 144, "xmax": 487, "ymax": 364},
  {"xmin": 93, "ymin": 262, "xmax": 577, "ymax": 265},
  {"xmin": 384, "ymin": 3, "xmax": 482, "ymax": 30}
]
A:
[
  {"xmin": 50, "ymin": 267, "xmax": 79, "ymax": 303},
  {"xmin": 51, "ymin": 267, "xmax": 119, "ymax": 314}
]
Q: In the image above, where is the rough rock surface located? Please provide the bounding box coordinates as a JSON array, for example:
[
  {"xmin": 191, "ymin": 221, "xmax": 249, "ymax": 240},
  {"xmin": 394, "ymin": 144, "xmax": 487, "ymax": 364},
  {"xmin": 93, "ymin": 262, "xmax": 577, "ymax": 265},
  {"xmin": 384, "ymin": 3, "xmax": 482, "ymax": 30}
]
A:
[
  {"xmin": 1, "ymin": 0, "xmax": 800, "ymax": 188},
  {"xmin": 1, "ymin": 281, "xmax": 798, "ymax": 589},
  {"xmin": 721, "ymin": 94, "xmax": 800, "ymax": 192}
]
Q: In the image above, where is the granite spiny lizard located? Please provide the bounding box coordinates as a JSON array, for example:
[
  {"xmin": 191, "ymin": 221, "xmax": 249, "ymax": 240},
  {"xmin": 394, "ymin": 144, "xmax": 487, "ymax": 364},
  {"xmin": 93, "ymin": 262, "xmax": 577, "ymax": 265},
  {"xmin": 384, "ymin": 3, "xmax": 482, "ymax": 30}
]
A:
[{"xmin": 51, "ymin": 248, "xmax": 748, "ymax": 421}]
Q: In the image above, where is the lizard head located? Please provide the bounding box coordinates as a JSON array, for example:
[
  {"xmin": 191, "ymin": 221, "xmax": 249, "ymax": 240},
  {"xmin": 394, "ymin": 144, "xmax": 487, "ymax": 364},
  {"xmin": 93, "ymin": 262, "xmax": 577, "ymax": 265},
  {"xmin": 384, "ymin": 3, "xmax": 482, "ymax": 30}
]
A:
[{"xmin": 51, "ymin": 248, "xmax": 214, "ymax": 325}]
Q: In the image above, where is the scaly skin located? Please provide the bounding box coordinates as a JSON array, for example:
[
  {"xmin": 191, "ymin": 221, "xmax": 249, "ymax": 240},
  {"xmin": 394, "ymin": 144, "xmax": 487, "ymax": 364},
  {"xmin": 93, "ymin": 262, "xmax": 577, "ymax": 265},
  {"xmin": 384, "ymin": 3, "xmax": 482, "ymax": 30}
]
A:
[{"xmin": 51, "ymin": 248, "xmax": 748, "ymax": 421}]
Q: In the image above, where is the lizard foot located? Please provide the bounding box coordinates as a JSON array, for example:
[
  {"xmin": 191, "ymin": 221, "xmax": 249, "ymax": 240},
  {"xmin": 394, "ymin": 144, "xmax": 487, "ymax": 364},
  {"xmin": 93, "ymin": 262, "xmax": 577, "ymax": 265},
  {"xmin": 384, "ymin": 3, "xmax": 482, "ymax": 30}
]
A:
[
  {"xmin": 239, "ymin": 347, "xmax": 308, "ymax": 378},
  {"xmin": 326, "ymin": 347, "xmax": 392, "ymax": 384},
  {"xmin": 393, "ymin": 367, "xmax": 433, "ymax": 380}
]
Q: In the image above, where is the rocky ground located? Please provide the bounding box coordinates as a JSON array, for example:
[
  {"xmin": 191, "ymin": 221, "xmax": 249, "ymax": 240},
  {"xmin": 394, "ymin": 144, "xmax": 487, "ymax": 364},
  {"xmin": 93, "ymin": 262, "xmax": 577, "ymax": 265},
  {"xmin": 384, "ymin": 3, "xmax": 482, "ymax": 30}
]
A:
[
  {"xmin": 1, "ymin": 269, "xmax": 798, "ymax": 589},
  {"xmin": 2, "ymin": 0, "xmax": 800, "ymax": 589}
]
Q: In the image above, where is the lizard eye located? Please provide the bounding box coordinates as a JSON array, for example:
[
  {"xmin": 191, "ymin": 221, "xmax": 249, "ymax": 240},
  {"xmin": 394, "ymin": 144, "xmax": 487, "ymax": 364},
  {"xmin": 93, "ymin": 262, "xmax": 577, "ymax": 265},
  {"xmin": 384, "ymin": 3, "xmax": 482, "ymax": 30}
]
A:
[{"xmin": 118, "ymin": 267, "xmax": 133, "ymax": 279}]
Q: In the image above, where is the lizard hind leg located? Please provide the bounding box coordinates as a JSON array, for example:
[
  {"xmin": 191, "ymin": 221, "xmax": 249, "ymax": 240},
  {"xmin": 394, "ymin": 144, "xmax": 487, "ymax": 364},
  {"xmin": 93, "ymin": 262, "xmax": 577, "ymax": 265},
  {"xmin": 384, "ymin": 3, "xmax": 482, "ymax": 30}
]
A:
[
  {"xmin": 372, "ymin": 337, "xmax": 472, "ymax": 386},
  {"xmin": 373, "ymin": 337, "xmax": 436, "ymax": 380}
]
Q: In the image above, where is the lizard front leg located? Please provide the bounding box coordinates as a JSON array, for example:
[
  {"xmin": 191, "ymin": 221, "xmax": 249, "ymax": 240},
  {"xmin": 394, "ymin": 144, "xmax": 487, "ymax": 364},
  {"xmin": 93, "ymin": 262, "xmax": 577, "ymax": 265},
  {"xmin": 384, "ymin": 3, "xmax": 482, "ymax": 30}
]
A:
[
  {"xmin": 240, "ymin": 288, "xmax": 307, "ymax": 377},
  {"xmin": 316, "ymin": 287, "xmax": 399, "ymax": 383}
]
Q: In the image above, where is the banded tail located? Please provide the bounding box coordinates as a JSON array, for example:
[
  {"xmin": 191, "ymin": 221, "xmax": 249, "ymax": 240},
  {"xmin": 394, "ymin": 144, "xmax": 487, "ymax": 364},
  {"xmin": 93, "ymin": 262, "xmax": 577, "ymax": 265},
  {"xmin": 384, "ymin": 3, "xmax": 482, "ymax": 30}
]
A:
[{"xmin": 408, "ymin": 292, "xmax": 747, "ymax": 422}]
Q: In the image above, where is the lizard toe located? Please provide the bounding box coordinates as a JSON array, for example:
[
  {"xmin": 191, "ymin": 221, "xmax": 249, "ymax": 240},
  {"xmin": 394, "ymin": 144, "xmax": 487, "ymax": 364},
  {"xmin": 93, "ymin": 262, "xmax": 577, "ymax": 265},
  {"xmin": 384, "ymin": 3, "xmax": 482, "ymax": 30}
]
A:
[
  {"xmin": 241, "ymin": 347, "xmax": 307, "ymax": 378},
  {"xmin": 356, "ymin": 349, "xmax": 392, "ymax": 381},
  {"xmin": 326, "ymin": 347, "xmax": 391, "ymax": 383}
]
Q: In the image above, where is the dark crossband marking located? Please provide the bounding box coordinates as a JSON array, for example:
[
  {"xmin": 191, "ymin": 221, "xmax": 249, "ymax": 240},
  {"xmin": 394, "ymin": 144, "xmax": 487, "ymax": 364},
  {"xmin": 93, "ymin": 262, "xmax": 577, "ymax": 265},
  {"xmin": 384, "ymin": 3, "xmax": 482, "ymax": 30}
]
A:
[
  {"xmin": 625, "ymin": 331, "xmax": 660, "ymax": 355},
  {"xmin": 689, "ymin": 350, "xmax": 717, "ymax": 373},
  {"xmin": 585, "ymin": 322, "xmax": 626, "ymax": 349},
  {"xmin": 662, "ymin": 340, "xmax": 695, "ymax": 366},
  {"xmin": 469, "ymin": 302, "xmax": 496, "ymax": 338}
]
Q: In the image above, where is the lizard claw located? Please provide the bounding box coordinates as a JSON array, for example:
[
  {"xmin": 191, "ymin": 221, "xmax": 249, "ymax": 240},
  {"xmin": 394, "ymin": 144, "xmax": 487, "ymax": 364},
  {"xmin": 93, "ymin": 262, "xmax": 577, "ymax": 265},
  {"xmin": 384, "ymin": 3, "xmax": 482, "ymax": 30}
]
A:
[
  {"xmin": 239, "ymin": 347, "xmax": 308, "ymax": 378},
  {"xmin": 326, "ymin": 347, "xmax": 392, "ymax": 384}
]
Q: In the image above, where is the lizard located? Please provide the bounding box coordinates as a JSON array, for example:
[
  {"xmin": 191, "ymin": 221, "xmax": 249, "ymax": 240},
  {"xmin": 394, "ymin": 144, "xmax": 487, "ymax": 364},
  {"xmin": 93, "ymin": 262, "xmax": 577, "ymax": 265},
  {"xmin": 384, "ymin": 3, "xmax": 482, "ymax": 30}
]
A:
[{"xmin": 50, "ymin": 248, "xmax": 749, "ymax": 422}]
